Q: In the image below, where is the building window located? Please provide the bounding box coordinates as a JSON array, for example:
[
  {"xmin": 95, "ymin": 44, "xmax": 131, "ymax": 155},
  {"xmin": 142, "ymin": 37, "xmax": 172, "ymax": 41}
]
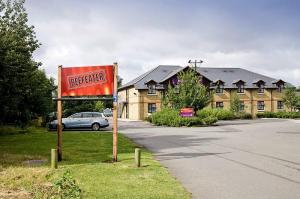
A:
[
  {"xmin": 278, "ymin": 84, "xmax": 284, "ymax": 93},
  {"xmin": 257, "ymin": 84, "xmax": 264, "ymax": 94},
  {"xmin": 257, "ymin": 101, "xmax": 265, "ymax": 111},
  {"xmin": 237, "ymin": 83, "xmax": 245, "ymax": 93},
  {"xmin": 277, "ymin": 101, "xmax": 284, "ymax": 109},
  {"xmin": 148, "ymin": 84, "xmax": 156, "ymax": 95},
  {"xmin": 216, "ymin": 102, "xmax": 224, "ymax": 109},
  {"xmin": 148, "ymin": 103, "xmax": 156, "ymax": 113},
  {"xmin": 216, "ymin": 84, "xmax": 224, "ymax": 94},
  {"xmin": 240, "ymin": 101, "xmax": 245, "ymax": 111}
]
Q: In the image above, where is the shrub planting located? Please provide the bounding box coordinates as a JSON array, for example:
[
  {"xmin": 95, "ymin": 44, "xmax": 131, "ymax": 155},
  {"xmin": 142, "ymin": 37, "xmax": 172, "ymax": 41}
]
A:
[
  {"xmin": 197, "ymin": 108, "xmax": 236, "ymax": 120},
  {"xmin": 257, "ymin": 111, "xmax": 300, "ymax": 119},
  {"xmin": 150, "ymin": 108, "xmax": 217, "ymax": 127},
  {"xmin": 237, "ymin": 112, "xmax": 253, "ymax": 119}
]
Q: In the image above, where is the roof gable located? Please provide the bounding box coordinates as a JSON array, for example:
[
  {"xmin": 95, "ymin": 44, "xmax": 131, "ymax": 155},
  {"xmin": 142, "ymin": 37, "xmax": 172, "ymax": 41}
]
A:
[{"xmin": 119, "ymin": 65, "xmax": 182, "ymax": 90}]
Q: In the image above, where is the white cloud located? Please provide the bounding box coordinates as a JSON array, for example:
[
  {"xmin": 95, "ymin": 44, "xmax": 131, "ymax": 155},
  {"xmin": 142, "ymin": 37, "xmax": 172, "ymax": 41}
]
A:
[{"xmin": 26, "ymin": 0, "xmax": 300, "ymax": 86}]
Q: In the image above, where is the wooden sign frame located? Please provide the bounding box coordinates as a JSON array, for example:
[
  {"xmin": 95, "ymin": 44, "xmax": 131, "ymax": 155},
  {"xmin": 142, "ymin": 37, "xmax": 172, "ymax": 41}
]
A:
[{"xmin": 56, "ymin": 63, "xmax": 118, "ymax": 162}]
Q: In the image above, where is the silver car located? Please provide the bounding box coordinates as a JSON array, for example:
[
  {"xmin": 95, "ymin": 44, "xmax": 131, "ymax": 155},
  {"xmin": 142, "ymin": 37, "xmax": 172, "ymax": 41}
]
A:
[{"xmin": 48, "ymin": 112, "xmax": 109, "ymax": 131}]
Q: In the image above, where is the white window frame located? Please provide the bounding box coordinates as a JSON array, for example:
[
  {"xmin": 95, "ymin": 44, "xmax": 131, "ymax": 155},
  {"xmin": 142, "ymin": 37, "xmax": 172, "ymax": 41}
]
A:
[
  {"xmin": 257, "ymin": 84, "xmax": 264, "ymax": 94},
  {"xmin": 148, "ymin": 84, "xmax": 157, "ymax": 95},
  {"xmin": 216, "ymin": 84, "xmax": 224, "ymax": 94},
  {"xmin": 257, "ymin": 101, "xmax": 265, "ymax": 111},
  {"xmin": 237, "ymin": 83, "xmax": 245, "ymax": 94},
  {"xmin": 216, "ymin": 102, "xmax": 224, "ymax": 109},
  {"xmin": 239, "ymin": 101, "xmax": 245, "ymax": 111},
  {"xmin": 148, "ymin": 103, "xmax": 156, "ymax": 113},
  {"xmin": 277, "ymin": 101, "xmax": 284, "ymax": 109}
]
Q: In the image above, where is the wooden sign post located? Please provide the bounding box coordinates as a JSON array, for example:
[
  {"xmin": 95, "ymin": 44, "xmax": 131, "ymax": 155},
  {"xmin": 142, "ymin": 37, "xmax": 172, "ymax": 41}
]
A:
[
  {"xmin": 112, "ymin": 62, "xmax": 118, "ymax": 162},
  {"xmin": 57, "ymin": 65, "xmax": 63, "ymax": 161},
  {"xmin": 55, "ymin": 64, "xmax": 117, "ymax": 162}
]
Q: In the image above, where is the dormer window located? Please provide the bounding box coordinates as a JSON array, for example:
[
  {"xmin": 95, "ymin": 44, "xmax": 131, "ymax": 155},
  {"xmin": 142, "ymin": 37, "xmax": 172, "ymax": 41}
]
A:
[
  {"xmin": 253, "ymin": 80, "xmax": 265, "ymax": 94},
  {"xmin": 272, "ymin": 79, "xmax": 285, "ymax": 93},
  {"xmin": 278, "ymin": 84, "xmax": 284, "ymax": 93},
  {"xmin": 216, "ymin": 84, "xmax": 224, "ymax": 93},
  {"xmin": 215, "ymin": 80, "xmax": 224, "ymax": 94},
  {"xmin": 237, "ymin": 83, "xmax": 245, "ymax": 93},
  {"xmin": 257, "ymin": 82, "xmax": 265, "ymax": 93},
  {"xmin": 233, "ymin": 80, "xmax": 245, "ymax": 94},
  {"xmin": 148, "ymin": 84, "xmax": 156, "ymax": 95},
  {"xmin": 257, "ymin": 83, "xmax": 265, "ymax": 94}
]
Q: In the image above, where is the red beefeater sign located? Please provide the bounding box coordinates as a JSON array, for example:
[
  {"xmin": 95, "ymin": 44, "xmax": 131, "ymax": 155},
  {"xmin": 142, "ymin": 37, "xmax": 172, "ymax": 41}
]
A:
[{"xmin": 61, "ymin": 65, "xmax": 114, "ymax": 96}]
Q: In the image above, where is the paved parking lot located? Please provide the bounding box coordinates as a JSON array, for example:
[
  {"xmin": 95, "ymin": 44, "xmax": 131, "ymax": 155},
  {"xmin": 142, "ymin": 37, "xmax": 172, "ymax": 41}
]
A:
[{"xmin": 121, "ymin": 119, "xmax": 300, "ymax": 199}]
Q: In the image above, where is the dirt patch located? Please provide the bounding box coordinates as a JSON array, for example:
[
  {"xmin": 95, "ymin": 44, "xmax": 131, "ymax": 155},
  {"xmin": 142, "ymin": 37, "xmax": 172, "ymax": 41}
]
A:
[{"xmin": 0, "ymin": 187, "xmax": 32, "ymax": 199}]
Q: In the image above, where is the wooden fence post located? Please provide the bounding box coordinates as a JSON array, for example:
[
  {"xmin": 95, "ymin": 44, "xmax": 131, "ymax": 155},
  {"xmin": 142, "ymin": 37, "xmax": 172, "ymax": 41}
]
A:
[
  {"xmin": 57, "ymin": 65, "xmax": 63, "ymax": 161},
  {"xmin": 135, "ymin": 148, "xmax": 141, "ymax": 167},
  {"xmin": 113, "ymin": 62, "xmax": 118, "ymax": 162},
  {"xmin": 51, "ymin": 149, "xmax": 58, "ymax": 169}
]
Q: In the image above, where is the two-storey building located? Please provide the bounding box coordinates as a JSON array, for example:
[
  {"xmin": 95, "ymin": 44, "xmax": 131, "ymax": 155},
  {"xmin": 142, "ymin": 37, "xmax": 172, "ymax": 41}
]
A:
[{"xmin": 118, "ymin": 65, "xmax": 288, "ymax": 120}]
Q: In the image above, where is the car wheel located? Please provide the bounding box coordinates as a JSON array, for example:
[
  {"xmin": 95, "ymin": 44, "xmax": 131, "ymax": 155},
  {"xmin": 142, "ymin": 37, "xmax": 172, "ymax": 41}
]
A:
[{"xmin": 92, "ymin": 123, "xmax": 100, "ymax": 131}]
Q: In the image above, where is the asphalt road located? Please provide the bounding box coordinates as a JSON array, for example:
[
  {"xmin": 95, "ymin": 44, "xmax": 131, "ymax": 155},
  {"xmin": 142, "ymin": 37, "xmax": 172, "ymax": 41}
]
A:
[{"xmin": 121, "ymin": 119, "xmax": 300, "ymax": 199}]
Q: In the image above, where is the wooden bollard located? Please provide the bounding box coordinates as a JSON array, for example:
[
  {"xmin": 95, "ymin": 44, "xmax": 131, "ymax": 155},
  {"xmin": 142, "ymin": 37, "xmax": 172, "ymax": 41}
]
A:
[
  {"xmin": 51, "ymin": 149, "xmax": 58, "ymax": 169},
  {"xmin": 135, "ymin": 148, "xmax": 141, "ymax": 167}
]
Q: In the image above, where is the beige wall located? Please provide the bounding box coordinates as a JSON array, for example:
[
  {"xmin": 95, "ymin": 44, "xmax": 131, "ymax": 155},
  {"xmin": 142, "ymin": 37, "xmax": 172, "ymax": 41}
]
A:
[
  {"xmin": 139, "ymin": 90, "xmax": 162, "ymax": 120},
  {"xmin": 210, "ymin": 88, "xmax": 288, "ymax": 117},
  {"xmin": 118, "ymin": 87, "xmax": 140, "ymax": 120},
  {"xmin": 118, "ymin": 88, "xmax": 162, "ymax": 120},
  {"xmin": 119, "ymin": 87, "xmax": 288, "ymax": 120}
]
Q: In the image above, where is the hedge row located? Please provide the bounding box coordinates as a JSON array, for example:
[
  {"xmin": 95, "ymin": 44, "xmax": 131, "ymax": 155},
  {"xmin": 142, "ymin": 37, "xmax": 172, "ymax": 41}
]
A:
[
  {"xmin": 256, "ymin": 111, "xmax": 300, "ymax": 119},
  {"xmin": 197, "ymin": 108, "xmax": 252, "ymax": 120},
  {"xmin": 197, "ymin": 109, "xmax": 235, "ymax": 120},
  {"xmin": 150, "ymin": 108, "xmax": 217, "ymax": 127},
  {"xmin": 148, "ymin": 108, "xmax": 254, "ymax": 127}
]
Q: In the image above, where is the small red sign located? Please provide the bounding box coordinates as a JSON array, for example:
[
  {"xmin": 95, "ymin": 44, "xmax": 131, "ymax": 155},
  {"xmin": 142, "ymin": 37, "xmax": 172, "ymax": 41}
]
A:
[
  {"xmin": 61, "ymin": 65, "xmax": 114, "ymax": 96},
  {"xmin": 180, "ymin": 108, "xmax": 194, "ymax": 117}
]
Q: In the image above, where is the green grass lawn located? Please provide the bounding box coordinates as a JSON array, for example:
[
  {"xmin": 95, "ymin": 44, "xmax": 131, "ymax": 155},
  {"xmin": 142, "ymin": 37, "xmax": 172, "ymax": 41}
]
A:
[{"xmin": 0, "ymin": 126, "xmax": 190, "ymax": 198}]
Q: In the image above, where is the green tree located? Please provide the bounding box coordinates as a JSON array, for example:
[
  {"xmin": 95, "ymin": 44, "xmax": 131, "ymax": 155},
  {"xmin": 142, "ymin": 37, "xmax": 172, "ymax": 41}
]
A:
[
  {"xmin": 117, "ymin": 75, "xmax": 123, "ymax": 88},
  {"xmin": 283, "ymin": 87, "xmax": 298, "ymax": 111},
  {"xmin": 164, "ymin": 70, "xmax": 212, "ymax": 111},
  {"xmin": 94, "ymin": 101, "xmax": 105, "ymax": 112},
  {"xmin": 230, "ymin": 93, "xmax": 241, "ymax": 114},
  {"xmin": 0, "ymin": 0, "xmax": 54, "ymax": 125},
  {"xmin": 63, "ymin": 101, "xmax": 96, "ymax": 117}
]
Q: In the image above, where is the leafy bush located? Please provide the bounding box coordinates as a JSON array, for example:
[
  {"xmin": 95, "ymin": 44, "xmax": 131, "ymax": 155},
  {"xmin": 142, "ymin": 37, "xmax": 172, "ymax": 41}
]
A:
[
  {"xmin": 237, "ymin": 112, "xmax": 253, "ymax": 119},
  {"xmin": 150, "ymin": 108, "xmax": 216, "ymax": 127},
  {"xmin": 256, "ymin": 111, "xmax": 300, "ymax": 119},
  {"xmin": 197, "ymin": 108, "xmax": 236, "ymax": 120},
  {"xmin": 151, "ymin": 108, "xmax": 179, "ymax": 126},
  {"xmin": 53, "ymin": 170, "xmax": 82, "ymax": 199},
  {"xmin": 144, "ymin": 116, "xmax": 152, "ymax": 123},
  {"xmin": 178, "ymin": 117, "xmax": 204, "ymax": 127},
  {"xmin": 201, "ymin": 116, "xmax": 218, "ymax": 125}
]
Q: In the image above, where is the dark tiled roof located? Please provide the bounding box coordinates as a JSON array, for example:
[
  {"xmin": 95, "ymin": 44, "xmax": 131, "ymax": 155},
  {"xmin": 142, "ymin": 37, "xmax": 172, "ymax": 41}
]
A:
[
  {"xmin": 119, "ymin": 65, "xmax": 288, "ymax": 90},
  {"xmin": 196, "ymin": 67, "xmax": 280, "ymax": 88},
  {"xmin": 119, "ymin": 65, "xmax": 182, "ymax": 90}
]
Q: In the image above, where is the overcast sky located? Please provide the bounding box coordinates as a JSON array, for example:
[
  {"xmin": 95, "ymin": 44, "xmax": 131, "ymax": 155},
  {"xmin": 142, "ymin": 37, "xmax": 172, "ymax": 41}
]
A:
[{"xmin": 25, "ymin": 0, "xmax": 300, "ymax": 86}]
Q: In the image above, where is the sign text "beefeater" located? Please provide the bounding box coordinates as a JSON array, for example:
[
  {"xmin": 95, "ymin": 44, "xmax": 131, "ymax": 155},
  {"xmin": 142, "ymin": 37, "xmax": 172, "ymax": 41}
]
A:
[{"xmin": 67, "ymin": 70, "xmax": 106, "ymax": 89}]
